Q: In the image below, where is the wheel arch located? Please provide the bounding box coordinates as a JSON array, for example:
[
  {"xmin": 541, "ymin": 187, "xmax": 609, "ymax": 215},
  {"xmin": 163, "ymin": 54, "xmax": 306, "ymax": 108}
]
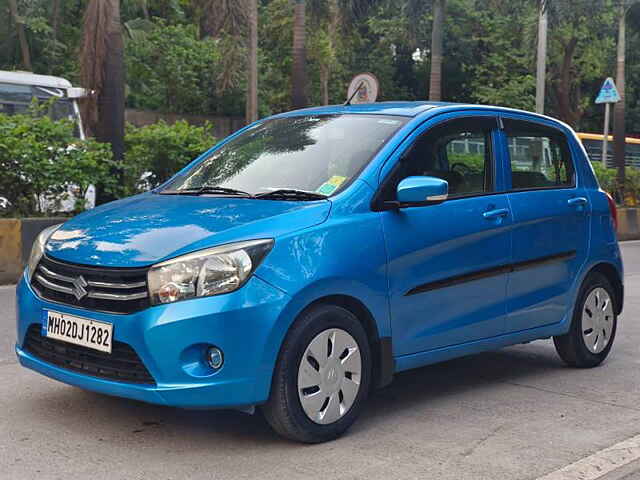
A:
[
  {"xmin": 587, "ymin": 262, "xmax": 624, "ymax": 315},
  {"xmin": 296, "ymin": 294, "xmax": 394, "ymax": 389}
]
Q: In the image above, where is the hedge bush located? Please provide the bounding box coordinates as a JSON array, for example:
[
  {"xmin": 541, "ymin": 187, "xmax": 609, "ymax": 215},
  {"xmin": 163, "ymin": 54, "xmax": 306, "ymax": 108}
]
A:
[
  {"xmin": 591, "ymin": 161, "xmax": 640, "ymax": 205},
  {"xmin": 123, "ymin": 120, "xmax": 215, "ymax": 194},
  {"xmin": 0, "ymin": 111, "xmax": 117, "ymax": 217}
]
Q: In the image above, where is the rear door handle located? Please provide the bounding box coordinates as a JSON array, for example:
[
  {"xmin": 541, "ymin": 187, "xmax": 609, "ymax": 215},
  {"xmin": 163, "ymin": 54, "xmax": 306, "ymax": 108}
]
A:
[
  {"xmin": 483, "ymin": 208, "xmax": 509, "ymax": 220},
  {"xmin": 568, "ymin": 197, "xmax": 588, "ymax": 207}
]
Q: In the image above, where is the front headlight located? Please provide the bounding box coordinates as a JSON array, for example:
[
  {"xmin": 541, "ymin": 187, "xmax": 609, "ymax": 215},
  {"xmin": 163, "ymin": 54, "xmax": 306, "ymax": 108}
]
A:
[
  {"xmin": 147, "ymin": 239, "xmax": 274, "ymax": 305},
  {"xmin": 26, "ymin": 224, "xmax": 62, "ymax": 280}
]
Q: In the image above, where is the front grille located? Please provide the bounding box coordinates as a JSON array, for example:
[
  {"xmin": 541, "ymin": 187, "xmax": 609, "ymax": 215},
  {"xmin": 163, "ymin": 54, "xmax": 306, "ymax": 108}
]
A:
[
  {"xmin": 24, "ymin": 324, "xmax": 155, "ymax": 384},
  {"xmin": 31, "ymin": 255, "xmax": 150, "ymax": 314}
]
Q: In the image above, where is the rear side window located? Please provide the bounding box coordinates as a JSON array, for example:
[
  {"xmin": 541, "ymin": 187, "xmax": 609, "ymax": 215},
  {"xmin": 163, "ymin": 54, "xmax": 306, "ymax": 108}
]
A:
[{"xmin": 505, "ymin": 119, "xmax": 574, "ymax": 190}]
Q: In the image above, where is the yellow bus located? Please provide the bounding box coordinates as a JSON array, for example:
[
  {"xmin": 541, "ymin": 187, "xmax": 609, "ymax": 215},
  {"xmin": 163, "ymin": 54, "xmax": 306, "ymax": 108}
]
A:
[{"xmin": 576, "ymin": 132, "xmax": 640, "ymax": 168}]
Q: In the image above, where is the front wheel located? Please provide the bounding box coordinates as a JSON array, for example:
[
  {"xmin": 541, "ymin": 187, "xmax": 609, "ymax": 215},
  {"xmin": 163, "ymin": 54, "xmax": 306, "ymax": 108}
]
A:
[
  {"xmin": 553, "ymin": 272, "xmax": 618, "ymax": 368},
  {"xmin": 262, "ymin": 304, "xmax": 372, "ymax": 443}
]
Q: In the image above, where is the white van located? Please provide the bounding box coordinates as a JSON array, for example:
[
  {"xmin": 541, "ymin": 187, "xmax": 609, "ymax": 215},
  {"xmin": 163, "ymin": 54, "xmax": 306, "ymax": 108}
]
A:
[
  {"xmin": 0, "ymin": 71, "xmax": 94, "ymax": 211},
  {"xmin": 0, "ymin": 71, "xmax": 86, "ymax": 138}
]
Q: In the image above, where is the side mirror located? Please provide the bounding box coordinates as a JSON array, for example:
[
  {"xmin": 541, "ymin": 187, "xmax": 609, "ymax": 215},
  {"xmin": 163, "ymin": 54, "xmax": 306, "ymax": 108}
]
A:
[{"xmin": 395, "ymin": 176, "xmax": 448, "ymax": 206}]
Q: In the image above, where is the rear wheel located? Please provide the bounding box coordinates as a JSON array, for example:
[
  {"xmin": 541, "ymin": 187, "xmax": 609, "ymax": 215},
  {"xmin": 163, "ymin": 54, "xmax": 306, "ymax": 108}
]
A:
[
  {"xmin": 553, "ymin": 272, "xmax": 617, "ymax": 368},
  {"xmin": 262, "ymin": 304, "xmax": 372, "ymax": 443}
]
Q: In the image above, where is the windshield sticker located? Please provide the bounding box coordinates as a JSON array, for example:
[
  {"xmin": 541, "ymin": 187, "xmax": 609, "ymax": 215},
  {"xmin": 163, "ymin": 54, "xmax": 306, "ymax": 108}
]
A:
[
  {"xmin": 378, "ymin": 119, "xmax": 401, "ymax": 125},
  {"xmin": 317, "ymin": 176, "xmax": 346, "ymax": 195}
]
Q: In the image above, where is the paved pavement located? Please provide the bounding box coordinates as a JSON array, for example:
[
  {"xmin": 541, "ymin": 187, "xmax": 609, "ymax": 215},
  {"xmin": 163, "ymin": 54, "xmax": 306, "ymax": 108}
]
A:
[{"xmin": 1, "ymin": 244, "xmax": 640, "ymax": 480}]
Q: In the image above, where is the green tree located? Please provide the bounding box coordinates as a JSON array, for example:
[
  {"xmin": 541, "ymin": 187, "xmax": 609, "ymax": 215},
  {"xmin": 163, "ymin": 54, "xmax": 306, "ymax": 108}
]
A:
[
  {"xmin": 613, "ymin": 1, "xmax": 640, "ymax": 197},
  {"xmin": 545, "ymin": 0, "xmax": 612, "ymax": 127},
  {"xmin": 465, "ymin": 0, "xmax": 537, "ymax": 110}
]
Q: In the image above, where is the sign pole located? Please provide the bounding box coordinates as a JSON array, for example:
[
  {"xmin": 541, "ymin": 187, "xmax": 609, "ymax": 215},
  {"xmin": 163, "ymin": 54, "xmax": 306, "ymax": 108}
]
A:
[
  {"xmin": 595, "ymin": 77, "xmax": 621, "ymax": 166},
  {"xmin": 602, "ymin": 103, "xmax": 611, "ymax": 164}
]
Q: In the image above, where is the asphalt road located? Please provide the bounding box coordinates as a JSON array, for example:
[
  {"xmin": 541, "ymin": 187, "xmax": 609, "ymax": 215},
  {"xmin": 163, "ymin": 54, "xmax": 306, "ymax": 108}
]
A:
[{"xmin": 1, "ymin": 243, "xmax": 640, "ymax": 480}]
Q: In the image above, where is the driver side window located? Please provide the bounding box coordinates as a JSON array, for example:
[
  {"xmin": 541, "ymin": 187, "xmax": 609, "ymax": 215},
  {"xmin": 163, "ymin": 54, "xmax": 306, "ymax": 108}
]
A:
[{"xmin": 399, "ymin": 118, "xmax": 495, "ymax": 197}]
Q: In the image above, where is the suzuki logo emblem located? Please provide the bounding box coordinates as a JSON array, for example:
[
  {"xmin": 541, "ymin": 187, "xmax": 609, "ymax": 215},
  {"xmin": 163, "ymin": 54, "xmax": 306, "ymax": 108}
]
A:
[{"xmin": 72, "ymin": 275, "xmax": 88, "ymax": 300}]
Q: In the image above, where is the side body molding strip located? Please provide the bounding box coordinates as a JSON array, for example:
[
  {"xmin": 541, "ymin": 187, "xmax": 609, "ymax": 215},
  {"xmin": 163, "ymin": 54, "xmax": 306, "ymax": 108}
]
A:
[{"xmin": 405, "ymin": 250, "xmax": 576, "ymax": 296}]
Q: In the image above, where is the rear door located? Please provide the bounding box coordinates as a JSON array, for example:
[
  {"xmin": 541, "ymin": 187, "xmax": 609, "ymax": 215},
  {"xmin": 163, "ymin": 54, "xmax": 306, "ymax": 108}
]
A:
[{"xmin": 502, "ymin": 117, "xmax": 590, "ymax": 332}]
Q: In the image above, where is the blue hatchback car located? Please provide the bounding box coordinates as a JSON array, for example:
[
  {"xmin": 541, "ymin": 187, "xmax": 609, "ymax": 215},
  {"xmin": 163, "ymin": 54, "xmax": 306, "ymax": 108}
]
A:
[{"xmin": 16, "ymin": 102, "xmax": 623, "ymax": 442}]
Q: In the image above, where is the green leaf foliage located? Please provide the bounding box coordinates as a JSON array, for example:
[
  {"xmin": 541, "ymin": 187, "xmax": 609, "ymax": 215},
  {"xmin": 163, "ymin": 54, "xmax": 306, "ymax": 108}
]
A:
[
  {"xmin": 123, "ymin": 120, "xmax": 215, "ymax": 193},
  {"xmin": 0, "ymin": 108, "xmax": 117, "ymax": 217}
]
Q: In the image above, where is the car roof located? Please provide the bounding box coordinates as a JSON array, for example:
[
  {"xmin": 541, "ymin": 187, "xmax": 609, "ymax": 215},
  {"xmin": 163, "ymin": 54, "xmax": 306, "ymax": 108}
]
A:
[
  {"xmin": 281, "ymin": 101, "xmax": 451, "ymax": 117},
  {"xmin": 275, "ymin": 101, "xmax": 571, "ymax": 132}
]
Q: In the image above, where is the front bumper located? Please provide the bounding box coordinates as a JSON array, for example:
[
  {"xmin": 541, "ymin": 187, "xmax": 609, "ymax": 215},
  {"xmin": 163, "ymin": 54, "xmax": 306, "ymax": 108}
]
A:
[{"xmin": 16, "ymin": 272, "xmax": 290, "ymax": 408}]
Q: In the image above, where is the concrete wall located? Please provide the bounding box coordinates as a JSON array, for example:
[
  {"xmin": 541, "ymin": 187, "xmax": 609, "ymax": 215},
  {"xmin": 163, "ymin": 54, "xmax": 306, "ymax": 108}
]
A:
[
  {"xmin": 0, "ymin": 219, "xmax": 22, "ymax": 284},
  {"xmin": 617, "ymin": 208, "xmax": 640, "ymax": 241},
  {"xmin": 0, "ymin": 218, "xmax": 64, "ymax": 285},
  {"xmin": 125, "ymin": 109, "xmax": 245, "ymax": 140}
]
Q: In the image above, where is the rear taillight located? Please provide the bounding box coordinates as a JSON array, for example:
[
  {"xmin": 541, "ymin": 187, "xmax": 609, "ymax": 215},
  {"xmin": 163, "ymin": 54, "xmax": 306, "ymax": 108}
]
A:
[{"xmin": 605, "ymin": 192, "xmax": 618, "ymax": 231}]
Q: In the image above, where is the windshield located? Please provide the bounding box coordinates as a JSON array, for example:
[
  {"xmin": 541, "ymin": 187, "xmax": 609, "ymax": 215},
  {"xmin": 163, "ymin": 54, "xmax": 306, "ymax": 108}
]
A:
[
  {"xmin": 161, "ymin": 114, "xmax": 408, "ymax": 197},
  {"xmin": 0, "ymin": 82, "xmax": 78, "ymax": 128}
]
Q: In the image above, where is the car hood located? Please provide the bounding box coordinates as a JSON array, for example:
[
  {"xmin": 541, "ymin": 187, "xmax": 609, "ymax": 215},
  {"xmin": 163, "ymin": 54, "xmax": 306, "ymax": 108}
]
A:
[{"xmin": 45, "ymin": 193, "xmax": 331, "ymax": 267}]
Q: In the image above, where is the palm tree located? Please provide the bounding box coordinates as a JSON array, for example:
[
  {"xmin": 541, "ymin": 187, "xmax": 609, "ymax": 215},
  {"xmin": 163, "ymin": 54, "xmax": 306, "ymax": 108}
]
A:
[
  {"xmin": 246, "ymin": 0, "xmax": 258, "ymax": 122},
  {"xmin": 428, "ymin": 0, "xmax": 445, "ymax": 101},
  {"xmin": 197, "ymin": 0, "xmax": 253, "ymax": 120},
  {"xmin": 80, "ymin": 0, "xmax": 125, "ymax": 204},
  {"xmin": 291, "ymin": 0, "xmax": 308, "ymax": 108}
]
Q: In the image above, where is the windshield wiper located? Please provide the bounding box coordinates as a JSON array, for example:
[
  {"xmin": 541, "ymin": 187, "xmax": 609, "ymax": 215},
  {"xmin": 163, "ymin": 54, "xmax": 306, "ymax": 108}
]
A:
[
  {"xmin": 254, "ymin": 189, "xmax": 328, "ymax": 201},
  {"xmin": 161, "ymin": 186, "xmax": 253, "ymax": 197}
]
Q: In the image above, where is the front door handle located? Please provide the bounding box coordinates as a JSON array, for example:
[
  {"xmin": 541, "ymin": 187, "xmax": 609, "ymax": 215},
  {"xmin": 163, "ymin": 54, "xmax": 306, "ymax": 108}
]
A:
[
  {"xmin": 483, "ymin": 208, "xmax": 509, "ymax": 220},
  {"xmin": 568, "ymin": 197, "xmax": 588, "ymax": 207}
]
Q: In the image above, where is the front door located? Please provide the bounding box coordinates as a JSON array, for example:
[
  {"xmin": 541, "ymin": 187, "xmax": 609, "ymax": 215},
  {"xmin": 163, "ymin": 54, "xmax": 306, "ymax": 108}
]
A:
[{"xmin": 379, "ymin": 115, "xmax": 513, "ymax": 356}]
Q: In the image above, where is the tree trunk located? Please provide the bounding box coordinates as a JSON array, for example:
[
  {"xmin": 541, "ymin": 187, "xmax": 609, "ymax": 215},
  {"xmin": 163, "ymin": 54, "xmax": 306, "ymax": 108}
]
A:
[
  {"xmin": 535, "ymin": 0, "xmax": 548, "ymax": 114},
  {"xmin": 613, "ymin": 4, "xmax": 627, "ymax": 201},
  {"xmin": 291, "ymin": 0, "xmax": 308, "ymax": 108},
  {"xmin": 553, "ymin": 37, "xmax": 579, "ymax": 127},
  {"xmin": 428, "ymin": 0, "xmax": 445, "ymax": 101},
  {"xmin": 141, "ymin": 0, "xmax": 150, "ymax": 20},
  {"xmin": 245, "ymin": 0, "xmax": 258, "ymax": 123},
  {"xmin": 320, "ymin": 65, "xmax": 329, "ymax": 106},
  {"xmin": 51, "ymin": 0, "xmax": 61, "ymax": 43},
  {"xmin": 8, "ymin": 0, "xmax": 32, "ymax": 71},
  {"xmin": 95, "ymin": 0, "xmax": 125, "ymax": 205}
]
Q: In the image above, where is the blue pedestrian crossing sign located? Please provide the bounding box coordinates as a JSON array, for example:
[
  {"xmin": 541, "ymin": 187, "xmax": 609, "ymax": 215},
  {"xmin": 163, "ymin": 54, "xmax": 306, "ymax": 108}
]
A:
[{"xmin": 595, "ymin": 77, "xmax": 621, "ymax": 104}]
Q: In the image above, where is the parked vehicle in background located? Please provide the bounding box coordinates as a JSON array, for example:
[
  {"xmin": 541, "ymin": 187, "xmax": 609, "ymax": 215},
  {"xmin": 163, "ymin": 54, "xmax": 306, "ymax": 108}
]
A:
[
  {"xmin": 15, "ymin": 102, "xmax": 623, "ymax": 443},
  {"xmin": 0, "ymin": 71, "xmax": 86, "ymax": 139},
  {"xmin": 577, "ymin": 132, "xmax": 640, "ymax": 168},
  {"xmin": 0, "ymin": 71, "xmax": 94, "ymax": 212}
]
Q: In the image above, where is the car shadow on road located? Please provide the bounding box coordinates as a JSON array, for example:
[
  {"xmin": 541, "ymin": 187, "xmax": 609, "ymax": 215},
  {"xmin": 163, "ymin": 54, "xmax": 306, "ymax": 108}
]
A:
[{"xmin": 25, "ymin": 342, "xmax": 567, "ymax": 446}]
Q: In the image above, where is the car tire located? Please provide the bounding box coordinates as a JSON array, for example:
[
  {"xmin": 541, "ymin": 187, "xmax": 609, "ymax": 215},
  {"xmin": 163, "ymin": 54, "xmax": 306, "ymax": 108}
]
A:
[
  {"xmin": 262, "ymin": 304, "xmax": 372, "ymax": 443},
  {"xmin": 553, "ymin": 272, "xmax": 618, "ymax": 368}
]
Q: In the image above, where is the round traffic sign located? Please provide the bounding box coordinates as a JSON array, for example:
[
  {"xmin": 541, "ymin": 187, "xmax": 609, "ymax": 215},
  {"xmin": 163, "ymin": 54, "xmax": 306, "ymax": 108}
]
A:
[{"xmin": 347, "ymin": 73, "xmax": 380, "ymax": 104}]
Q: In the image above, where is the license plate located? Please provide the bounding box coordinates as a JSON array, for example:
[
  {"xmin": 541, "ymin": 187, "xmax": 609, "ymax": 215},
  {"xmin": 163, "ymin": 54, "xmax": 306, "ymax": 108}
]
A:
[{"xmin": 42, "ymin": 310, "xmax": 113, "ymax": 353}]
